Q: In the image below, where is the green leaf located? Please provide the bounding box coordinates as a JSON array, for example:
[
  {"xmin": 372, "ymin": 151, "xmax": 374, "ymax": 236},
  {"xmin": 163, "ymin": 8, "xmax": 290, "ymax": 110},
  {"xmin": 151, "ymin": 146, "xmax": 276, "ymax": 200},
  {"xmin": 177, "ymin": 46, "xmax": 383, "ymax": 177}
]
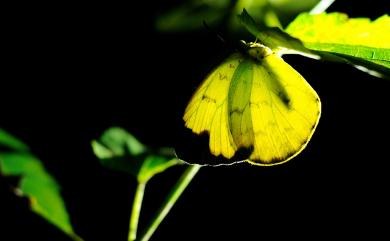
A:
[
  {"xmin": 20, "ymin": 173, "xmax": 73, "ymax": 235},
  {"xmin": 0, "ymin": 150, "xmax": 81, "ymax": 240},
  {"xmin": 94, "ymin": 127, "xmax": 146, "ymax": 157},
  {"xmin": 238, "ymin": 9, "xmax": 313, "ymax": 55},
  {"xmin": 0, "ymin": 153, "xmax": 45, "ymax": 176},
  {"xmin": 92, "ymin": 127, "xmax": 182, "ymax": 183},
  {"xmin": 286, "ymin": 13, "xmax": 390, "ymax": 77},
  {"xmin": 0, "ymin": 129, "xmax": 29, "ymax": 151},
  {"xmin": 137, "ymin": 155, "xmax": 180, "ymax": 184}
]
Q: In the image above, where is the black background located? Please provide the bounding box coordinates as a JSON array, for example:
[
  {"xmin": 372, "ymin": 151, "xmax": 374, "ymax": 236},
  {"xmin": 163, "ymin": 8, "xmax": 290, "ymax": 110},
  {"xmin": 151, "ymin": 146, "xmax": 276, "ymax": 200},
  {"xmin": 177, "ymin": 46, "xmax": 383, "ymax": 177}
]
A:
[{"xmin": 1, "ymin": 1, "xmax": 390, "ymax": 240}]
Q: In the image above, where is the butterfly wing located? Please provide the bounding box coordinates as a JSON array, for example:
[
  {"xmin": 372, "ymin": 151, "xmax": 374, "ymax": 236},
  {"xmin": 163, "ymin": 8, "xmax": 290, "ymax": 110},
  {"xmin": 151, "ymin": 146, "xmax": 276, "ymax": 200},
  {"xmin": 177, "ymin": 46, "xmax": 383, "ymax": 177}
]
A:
[
  {"xmin": 183, "ymin": 54, "xmax": 242, "ymax": 159},
  {"xmin": 183, "ymin": 52, "xmax": 321, "ymax": 165},
  {"xmin": 248, "ymin": 53, "xmax": 321, "ymax": 165}
]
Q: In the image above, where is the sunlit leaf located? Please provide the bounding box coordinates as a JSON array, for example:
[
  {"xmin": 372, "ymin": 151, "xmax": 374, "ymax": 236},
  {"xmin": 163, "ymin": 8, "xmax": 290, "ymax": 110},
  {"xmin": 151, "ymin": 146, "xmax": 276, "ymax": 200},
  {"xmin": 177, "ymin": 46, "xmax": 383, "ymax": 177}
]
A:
[
  {"xmin": 0, "ymin": 131, "xmax": 81, "ymax": 240},
  {"xmin": 92, "ymin": 127, "xmax": 182, "ymax": 183},
  {"xmin": 286, "ymin": 13, "xmax": 390, "ymax": 48},
  {"xmin": 286, "ymin": 13, "xmax": 390, "ymax": 77},
  {"xmin": 239, "ymin": 10, "xmax": 390, "ymax": 77}
]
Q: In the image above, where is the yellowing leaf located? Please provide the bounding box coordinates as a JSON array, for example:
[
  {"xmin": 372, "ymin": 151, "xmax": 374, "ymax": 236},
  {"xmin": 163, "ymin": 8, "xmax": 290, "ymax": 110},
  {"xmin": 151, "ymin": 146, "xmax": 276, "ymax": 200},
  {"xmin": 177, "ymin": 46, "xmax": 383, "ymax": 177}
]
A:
[
  {"xmin": 286, "ymin": 13, "xmax": 390, "ymax": 76},
  {"xmin": 286, "ymin": 13, "xmax": 390, "ymax": 48}
]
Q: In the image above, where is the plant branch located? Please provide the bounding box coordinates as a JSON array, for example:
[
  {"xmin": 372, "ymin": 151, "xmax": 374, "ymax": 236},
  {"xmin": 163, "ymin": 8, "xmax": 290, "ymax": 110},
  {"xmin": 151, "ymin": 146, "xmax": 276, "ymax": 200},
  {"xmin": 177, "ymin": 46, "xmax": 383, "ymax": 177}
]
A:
[
  {"xmin": 139, "ymin": 165, "xmax": 201, "ymax": 241},
  {"xmin": 128, "ymin": 182, "xmax": 146, "ymax": 241}
]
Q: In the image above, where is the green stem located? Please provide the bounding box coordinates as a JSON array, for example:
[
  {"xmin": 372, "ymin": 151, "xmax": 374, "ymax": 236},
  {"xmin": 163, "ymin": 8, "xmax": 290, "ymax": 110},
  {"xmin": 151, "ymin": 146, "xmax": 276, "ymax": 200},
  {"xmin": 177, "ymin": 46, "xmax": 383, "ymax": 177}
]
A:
[
  {"xmin": 310, "ymin": 0, "xmax": 335, "ymax": 14},
  {"xmin": 71, "ymin": 234, "xmax": 85, "ymax": 241},
  {"xmin": 139, "ymin": 165, "xmax": 201, "ymax": 241},
  {"xmin": 128, "ymin": 182, "xmax": 146, "ymax": 241}
]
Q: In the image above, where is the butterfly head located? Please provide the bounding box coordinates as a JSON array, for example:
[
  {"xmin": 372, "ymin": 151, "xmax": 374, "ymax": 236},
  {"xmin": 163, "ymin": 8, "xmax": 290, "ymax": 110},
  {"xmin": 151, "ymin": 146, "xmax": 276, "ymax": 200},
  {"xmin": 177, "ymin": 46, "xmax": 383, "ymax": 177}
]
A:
[{"xmin": 240, "ymin": 40, "xmax": 273, "ymax": 62}]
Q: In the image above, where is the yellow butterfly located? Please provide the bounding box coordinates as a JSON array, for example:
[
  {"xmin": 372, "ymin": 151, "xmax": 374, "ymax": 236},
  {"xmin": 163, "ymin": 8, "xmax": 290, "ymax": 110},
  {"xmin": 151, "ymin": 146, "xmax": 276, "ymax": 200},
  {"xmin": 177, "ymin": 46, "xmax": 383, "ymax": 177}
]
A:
[{"xmin": 183, "ymin": 42, "xmax": 321, "ymax": 166}]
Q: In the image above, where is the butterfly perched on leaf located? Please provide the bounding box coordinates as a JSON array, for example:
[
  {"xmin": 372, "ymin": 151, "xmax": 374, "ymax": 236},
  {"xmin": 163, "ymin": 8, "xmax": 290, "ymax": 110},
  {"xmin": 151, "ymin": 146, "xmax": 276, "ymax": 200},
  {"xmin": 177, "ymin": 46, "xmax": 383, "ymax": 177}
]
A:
[{"xmin": 177, "ymin": 41, "xmax": 321, "ymax": 166}]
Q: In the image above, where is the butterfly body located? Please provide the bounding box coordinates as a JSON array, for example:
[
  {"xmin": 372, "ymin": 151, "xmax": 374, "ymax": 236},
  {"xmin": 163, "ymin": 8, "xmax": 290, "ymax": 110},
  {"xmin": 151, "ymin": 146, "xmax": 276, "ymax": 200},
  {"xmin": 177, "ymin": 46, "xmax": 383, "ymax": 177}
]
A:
[{"xmin": 183, "ymin": 44, "xmax": 321, "ymax": 165}]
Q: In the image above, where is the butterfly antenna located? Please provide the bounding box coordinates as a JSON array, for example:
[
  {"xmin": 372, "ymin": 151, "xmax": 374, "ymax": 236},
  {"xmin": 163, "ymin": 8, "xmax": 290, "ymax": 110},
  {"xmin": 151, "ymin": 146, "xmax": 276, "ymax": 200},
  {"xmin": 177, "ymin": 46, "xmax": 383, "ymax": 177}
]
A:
[
  {"xmin": 202, "ymin": 21, "xmax": 227, "ymax": 44},
  {"xmin": 202, "ymin": 21, "xmax": 247, "ymax": 54}
]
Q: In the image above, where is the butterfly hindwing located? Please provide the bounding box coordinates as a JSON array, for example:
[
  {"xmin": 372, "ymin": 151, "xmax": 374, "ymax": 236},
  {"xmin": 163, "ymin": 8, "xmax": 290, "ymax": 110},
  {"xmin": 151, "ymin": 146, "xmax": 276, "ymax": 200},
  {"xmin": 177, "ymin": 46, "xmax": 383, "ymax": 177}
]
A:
[{"xmin": 249, "ymin": 53, "xmax": 321, "ymax": 165}]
